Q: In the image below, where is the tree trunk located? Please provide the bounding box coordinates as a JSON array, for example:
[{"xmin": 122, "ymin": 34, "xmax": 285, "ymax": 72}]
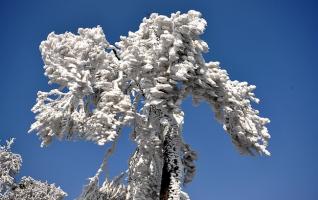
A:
[
  {"xmin": 160, "ymin": 126, "xmax": 183, "ymax": 200},
  {"xmin": 126, "ymin": 107, "xmax": 164, "ymax": 200},
  {"xmin": 126, "ymin": 106, "xmax": 183, "ymax": 200},
  {"xmin": 126, "ymin": 133, "xmax": 164, "ymax": 200}
]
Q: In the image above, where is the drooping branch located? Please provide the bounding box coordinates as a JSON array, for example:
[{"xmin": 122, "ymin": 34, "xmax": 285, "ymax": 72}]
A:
[
  {"xmin": 181, "ymin": 144, "xmax": 197, "ymax": 185},
  {"xmin": 78, "ymin": 116, "xmax": 126, "ymax": 200}
]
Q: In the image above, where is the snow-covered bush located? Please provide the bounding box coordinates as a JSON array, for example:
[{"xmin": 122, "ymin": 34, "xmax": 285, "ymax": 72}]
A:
[{"xmin": 0, "ymin": 139, "xmax": 66, "ymax": 200}]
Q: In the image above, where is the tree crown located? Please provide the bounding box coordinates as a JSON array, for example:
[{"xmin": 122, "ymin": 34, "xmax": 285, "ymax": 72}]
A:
[{"xmin": 29, "ymin": 10, "xmax": 270, "ymax": 156}]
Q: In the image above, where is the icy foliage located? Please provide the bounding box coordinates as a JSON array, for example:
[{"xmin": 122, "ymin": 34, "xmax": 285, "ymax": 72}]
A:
[
  {"xmin": 3, "ymin": 176, "xmax": 66, "ymax": 200},
  {"xmin": 0, "ymin": 139, "xmax": 66, "ymax": 200},
  {"xmin": 30, "ymin": 26, "xmax": 133, "ymax": 147},
  {"xmin": 30, "ymin": 10, "xmax": 271, "ymax": 200},
  {"xmin": 0, "ymin": 138, "xmax": 22, "ymax": 193}
]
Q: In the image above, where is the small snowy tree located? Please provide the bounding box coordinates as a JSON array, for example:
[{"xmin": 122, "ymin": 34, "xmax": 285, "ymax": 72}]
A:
[
  {"xmin": 29, "ymin": 10, "xmax": 270, "ymax": 200},
  {"xmin": 0, "ymin": 139, "xmax": 66, "ymax": 200}
]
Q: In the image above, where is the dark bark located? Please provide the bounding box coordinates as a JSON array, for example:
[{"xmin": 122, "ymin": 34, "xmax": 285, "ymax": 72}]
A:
[
  {"xmin": 159, "ymin": 137, "xmax": 171, "ymax": 200},
  {"xmin": 159, "ymin": 127, "xmax": 182, "ymax": 200}
]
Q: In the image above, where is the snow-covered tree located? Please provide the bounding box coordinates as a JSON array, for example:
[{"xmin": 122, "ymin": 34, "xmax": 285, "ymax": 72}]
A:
[
  {"xmin": 29, "ymin": 10, "xmax": 271, "ymax": 200},
  {"xmin": 0, "ymin": 138, "xmax": 67, "ymax": 200}
]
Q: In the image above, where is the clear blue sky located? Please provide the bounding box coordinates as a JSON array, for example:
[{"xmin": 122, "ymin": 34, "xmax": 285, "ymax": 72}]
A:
[{"xmin": 1, "ymin": 0, "xmax": 317, "ymax": 199}]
